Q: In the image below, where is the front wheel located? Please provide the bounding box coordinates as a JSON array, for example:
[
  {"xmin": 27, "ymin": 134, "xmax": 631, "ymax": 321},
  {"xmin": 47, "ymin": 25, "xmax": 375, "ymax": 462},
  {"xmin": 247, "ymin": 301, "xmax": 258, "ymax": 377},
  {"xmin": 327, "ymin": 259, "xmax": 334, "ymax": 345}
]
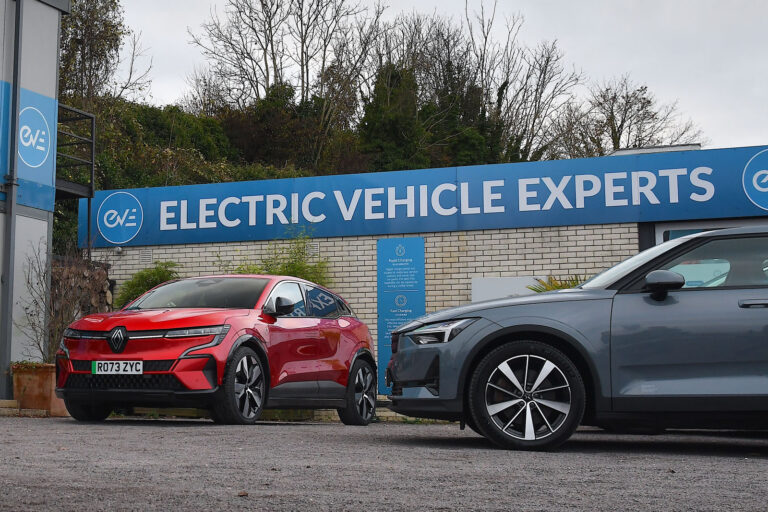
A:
[
  {"xmin": 212, "ymin": 347, "xmax": 266, "ymax": 425},
  {"xmin": 468, "ymin": 341, "xmax": 585, "ymax": 451},
  {"xmin": 65, "ymin": 399, "xmax": 112, "ymax": 422},
  {"xmin": 337, "ymin": 359, "xmax": 376, "ymax": 426}
]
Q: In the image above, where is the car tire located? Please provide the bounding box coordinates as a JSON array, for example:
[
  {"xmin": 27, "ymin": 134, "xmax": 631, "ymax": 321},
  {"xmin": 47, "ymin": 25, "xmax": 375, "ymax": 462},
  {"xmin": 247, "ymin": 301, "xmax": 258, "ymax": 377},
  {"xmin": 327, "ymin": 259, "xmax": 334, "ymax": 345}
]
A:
[
  {"xmin": 464, "ymin": 415, "xmax": 482, "ymax": 436},
  {"xmin": 468, "ymin": 341, "xmax": 585, "ymax": 451},
  {"xmin": 337, "ymin": 359, "xmax": 376, "ymax": 426},
  {"xmin": 65, "ymin": 399, "xmax": 112, "ymax": 422},
  {"xmin": 212, "ymin": 346, "xmax": 266, "ymax": 425}
]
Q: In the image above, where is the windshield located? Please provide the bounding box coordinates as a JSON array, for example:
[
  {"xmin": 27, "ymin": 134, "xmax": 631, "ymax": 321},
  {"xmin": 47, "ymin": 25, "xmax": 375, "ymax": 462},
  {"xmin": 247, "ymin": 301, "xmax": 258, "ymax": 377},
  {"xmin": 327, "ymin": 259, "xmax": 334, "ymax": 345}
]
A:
[
  {"xmin": 126, "ymin": 277, "xmax": 269, "ymax": 310},
  {"xmin": 580, "ymin": 237, "xmax": 690, "ymax": 289}
]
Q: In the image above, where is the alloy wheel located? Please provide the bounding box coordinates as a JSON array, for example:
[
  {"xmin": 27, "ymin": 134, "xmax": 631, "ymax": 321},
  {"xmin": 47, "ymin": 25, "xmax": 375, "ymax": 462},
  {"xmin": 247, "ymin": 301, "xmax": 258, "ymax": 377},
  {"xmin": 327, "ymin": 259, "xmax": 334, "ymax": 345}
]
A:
[
  {"xmin": 354, "ymin": 364, "xmax": 376, "ymax": 421},
  {"xmin": 234, "ymin": 354, "xmax": 264, "ymax": 419},
  {"xmin": 484, "ymin": 354, "xmax": 571, "ymax": 441}
]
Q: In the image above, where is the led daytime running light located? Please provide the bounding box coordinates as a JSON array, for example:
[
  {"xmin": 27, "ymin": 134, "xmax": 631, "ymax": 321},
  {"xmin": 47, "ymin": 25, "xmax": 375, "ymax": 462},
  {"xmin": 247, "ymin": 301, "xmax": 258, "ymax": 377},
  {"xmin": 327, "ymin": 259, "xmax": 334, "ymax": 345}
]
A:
[{"xmin": 408, "ymin": 318, "xmax": 476, "ymax": 344}]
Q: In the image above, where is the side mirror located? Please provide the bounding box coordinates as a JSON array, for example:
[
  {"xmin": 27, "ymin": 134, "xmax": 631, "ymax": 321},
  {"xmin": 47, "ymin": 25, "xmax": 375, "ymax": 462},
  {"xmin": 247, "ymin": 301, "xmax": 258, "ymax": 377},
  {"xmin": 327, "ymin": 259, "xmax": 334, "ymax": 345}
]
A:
[
  {"xmin": 643, "ymin": 270, "xmax": 685, "ymax": 301},
  {"xmin": 268, "ymin": 296, "xmax": 295, "ymax": 316}
]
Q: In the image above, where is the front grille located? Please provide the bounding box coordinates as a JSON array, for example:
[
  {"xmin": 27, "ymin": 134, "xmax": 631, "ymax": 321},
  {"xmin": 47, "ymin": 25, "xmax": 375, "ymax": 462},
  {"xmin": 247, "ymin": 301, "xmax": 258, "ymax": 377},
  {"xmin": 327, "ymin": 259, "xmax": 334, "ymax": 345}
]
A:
[
  {"xmin": 71, "ymin": 360, "xmax": 91, "ymax": 372},
  {"xmin": 143, "ymin": 360, "xmax": 175, "ymax": 372},
  {"xmin": 70, "ymin": 360, "xmax": 175, "ymax": 372},
  {"xmin": 64, "ymin": 373, "xmax": 184, "ymax": 391}
]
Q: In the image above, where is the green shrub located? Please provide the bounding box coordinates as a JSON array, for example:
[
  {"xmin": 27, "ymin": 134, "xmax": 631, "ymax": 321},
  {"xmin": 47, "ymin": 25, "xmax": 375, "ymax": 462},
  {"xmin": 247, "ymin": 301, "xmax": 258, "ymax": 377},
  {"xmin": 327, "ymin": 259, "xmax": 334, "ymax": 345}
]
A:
[
  {"xmin": 114, "ymin": 261, "xmax": 180, "ymax": 308},
  {"xmin": 527, "ymin": 275, "xmax": 586, "ymax": 293},
  {"xmin": 222, "ymin": 233, "xmax": 330, "ymax": 286}
]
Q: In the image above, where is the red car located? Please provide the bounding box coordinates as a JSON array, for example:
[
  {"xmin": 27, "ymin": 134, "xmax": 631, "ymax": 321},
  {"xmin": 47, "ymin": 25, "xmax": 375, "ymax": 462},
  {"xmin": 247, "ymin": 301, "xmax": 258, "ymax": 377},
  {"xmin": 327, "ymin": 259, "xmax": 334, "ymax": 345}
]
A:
[{"xmin": 55, "ymin": 275, "xmax": 377, "ymax": 425}]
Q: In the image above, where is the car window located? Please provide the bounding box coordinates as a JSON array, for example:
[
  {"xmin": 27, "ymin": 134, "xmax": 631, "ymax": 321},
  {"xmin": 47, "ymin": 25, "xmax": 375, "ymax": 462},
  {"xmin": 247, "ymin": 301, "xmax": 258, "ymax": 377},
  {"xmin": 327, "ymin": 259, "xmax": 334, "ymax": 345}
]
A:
[
  {"xmin": 126, "ymin": 277, "xmax": 269, "ymax": 310},
  {"xmin": 337, "ymin": 298, "xmax": 353, "ymax": 317},
  {"xmin": 271, "ymin": 282, "xmax": 307, "ymax": 317},
  {"xmin": 305, "ymin": 286, "xmax": 339, "ymax": 318},
  {"xmin": 659, "ymin": 237, "xmax": 768, "ymax": 288}
]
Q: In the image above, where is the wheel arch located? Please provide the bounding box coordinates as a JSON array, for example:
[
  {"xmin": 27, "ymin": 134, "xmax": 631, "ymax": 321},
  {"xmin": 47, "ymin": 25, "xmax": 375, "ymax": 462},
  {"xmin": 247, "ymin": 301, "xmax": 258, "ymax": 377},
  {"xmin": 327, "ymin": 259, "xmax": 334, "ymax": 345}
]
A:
[
  {"xmin": 350, "ymin": 347, "xmax": 376, "ymax": 373},
  {"xmin": 228, "ymin": 334, "xmax": 271, "ymax": 396},
  {"xmin": 459, "ymin": 326, "xmax": 602, "ymax": 422}
]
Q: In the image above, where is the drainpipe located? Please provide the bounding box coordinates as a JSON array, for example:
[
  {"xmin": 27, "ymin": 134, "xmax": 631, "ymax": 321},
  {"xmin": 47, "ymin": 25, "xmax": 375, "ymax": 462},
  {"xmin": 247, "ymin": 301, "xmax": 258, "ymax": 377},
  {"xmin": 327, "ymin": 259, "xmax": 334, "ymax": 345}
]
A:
[{"xmin": 0, "ymin": 0, "xmax": 25, "ymax": 399}]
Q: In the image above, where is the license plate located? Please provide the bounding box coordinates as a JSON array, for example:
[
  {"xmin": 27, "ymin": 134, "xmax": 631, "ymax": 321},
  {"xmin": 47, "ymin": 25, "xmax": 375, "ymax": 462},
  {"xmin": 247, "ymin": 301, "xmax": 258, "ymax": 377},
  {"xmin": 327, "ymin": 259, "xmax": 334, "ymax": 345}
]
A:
[{"xmin": 91, "ymin": 361, "xmax": 143, "ymax": 374}]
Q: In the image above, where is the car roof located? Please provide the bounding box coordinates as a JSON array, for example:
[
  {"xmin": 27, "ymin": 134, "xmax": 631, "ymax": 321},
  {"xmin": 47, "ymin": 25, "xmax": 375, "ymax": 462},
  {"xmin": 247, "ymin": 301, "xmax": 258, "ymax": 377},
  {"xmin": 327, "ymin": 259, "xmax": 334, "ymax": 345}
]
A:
[{"xmin": 692, "ymin": 225, "xmax": 768, "ymax": 238}]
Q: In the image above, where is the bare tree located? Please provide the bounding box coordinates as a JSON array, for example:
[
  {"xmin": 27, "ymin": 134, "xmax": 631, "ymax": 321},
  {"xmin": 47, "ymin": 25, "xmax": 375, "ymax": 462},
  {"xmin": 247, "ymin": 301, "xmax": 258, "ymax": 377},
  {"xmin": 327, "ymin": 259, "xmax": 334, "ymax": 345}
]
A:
[
  {"xmin": 190, "ymin": 0, "xmax": 293, "ymax": 107},
  {"xmin": 180, "ymin": 66, "xmax": 228, "ymax": 116},
  {"xmin": 549, "ymin": 75, "xmax": 704, "ymax": 158},
  {"xmin": 15, "ymin": 240, "xmax": 112, "ymax": 363},
  {"xmin": 111, "ymin": 31, "xmax": 153, "ymax": 101}
]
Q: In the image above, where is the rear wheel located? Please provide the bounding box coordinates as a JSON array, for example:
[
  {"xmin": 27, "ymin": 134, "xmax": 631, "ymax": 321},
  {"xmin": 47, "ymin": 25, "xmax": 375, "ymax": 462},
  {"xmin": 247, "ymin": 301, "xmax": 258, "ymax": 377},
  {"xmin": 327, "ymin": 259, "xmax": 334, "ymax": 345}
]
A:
[
  {"xmin": 468, "ymin": 341, "xmax": 585, "ymax": 451},
  {"xmin": 212, "ymin": 347, "xmax": 266, "ymax": 425},
  {"xmin": 338, "ymin": 359, "xmax": 376, "ymax": 426},
  {"xmin": 65, "ymin": 399, "xmax": 112, "ymax": 422}
]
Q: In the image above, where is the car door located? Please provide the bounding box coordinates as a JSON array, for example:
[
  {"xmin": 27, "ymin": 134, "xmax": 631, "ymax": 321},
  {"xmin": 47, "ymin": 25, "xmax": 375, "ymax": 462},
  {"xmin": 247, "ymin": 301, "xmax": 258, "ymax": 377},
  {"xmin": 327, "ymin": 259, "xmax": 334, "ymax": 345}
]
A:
[
  {"xmin": 304, "ymin": 285, "xmax": 346, "ymax": 395},
  {"xmin": 264, "ymin": 281, "xmax": 319, "ymax": 397},
  {"xmin": 610, "ymin": 235, "xmax": 768, "ymax": 412}
]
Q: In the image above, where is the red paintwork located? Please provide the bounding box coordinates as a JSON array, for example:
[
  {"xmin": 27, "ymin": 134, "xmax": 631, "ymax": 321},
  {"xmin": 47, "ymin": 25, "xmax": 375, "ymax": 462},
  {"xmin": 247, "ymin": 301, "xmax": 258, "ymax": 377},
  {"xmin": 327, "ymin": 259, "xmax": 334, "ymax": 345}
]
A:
[{"xmin": 57, "ymin": 275, "xmax": 373, "ymax": 396}]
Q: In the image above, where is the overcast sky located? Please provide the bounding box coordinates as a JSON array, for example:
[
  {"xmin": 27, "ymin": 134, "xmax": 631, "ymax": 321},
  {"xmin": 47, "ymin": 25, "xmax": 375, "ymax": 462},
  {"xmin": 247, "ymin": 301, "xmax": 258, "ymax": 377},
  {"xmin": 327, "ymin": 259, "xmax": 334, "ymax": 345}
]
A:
[{"xmin": 122, "ymin": 0, "xmax": 767, "ymax": 150}]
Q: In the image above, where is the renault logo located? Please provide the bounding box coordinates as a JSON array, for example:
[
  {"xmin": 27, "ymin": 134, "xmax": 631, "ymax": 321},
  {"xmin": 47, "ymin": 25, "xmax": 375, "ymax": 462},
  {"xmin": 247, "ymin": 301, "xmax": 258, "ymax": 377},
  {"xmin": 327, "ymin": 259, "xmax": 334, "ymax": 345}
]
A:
[{"xmin": 108, "ymin": 326, "xmax": 128, "ymax": 353}]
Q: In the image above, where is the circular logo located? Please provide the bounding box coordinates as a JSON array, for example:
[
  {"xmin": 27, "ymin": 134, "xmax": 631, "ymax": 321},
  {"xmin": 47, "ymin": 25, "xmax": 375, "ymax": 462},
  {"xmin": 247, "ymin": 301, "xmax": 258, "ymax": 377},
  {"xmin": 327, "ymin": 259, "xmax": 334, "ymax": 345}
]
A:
[
  {"xmin": 395, "ymin": 295, "xmax": 407, "ymax": 307},
  {"xmin": 395, "ymin": 244, "xmax": 406, "ymax": 257},
  {"xmin": 742, "ymin": 149, "xmax": 768, "ymax": 211},
  {"xmin": 18, "ymin": 106, "xmax": 51, "ymax": 168},
  {"xmin": 97, "ymin": 192, "xmax": 144, "ymax": 244}
]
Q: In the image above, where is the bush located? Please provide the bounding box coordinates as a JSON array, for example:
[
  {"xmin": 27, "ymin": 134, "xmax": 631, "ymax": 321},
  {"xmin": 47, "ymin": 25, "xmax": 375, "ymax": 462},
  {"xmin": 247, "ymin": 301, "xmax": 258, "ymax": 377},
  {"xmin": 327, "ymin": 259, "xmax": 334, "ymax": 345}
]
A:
[
  {"xmin": 114, "ymin": 261, "xmax": 180, "ymax": 308},
  {"xmin": 527, "ymin": 275, "xmax": 586, "ymax": 293},
  {"xmin": 222, "ymin": 233, "xmax": 330, "ymax": 286}
]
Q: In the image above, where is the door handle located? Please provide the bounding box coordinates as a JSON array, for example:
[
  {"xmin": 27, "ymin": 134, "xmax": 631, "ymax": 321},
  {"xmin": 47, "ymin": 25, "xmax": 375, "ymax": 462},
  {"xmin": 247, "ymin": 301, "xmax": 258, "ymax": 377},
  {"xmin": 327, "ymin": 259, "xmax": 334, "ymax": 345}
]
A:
[{"xmin": 738, "ymin": 299, "xmax": 768, "ymax": 308}]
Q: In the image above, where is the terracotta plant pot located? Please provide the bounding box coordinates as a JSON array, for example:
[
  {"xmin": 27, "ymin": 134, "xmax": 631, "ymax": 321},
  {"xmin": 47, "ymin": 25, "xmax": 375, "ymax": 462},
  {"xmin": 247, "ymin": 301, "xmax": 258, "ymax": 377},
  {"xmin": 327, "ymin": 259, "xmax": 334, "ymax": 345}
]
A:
[{"xmin": 11, "ymin": 363, "xmax": 69, "ymax": 417}]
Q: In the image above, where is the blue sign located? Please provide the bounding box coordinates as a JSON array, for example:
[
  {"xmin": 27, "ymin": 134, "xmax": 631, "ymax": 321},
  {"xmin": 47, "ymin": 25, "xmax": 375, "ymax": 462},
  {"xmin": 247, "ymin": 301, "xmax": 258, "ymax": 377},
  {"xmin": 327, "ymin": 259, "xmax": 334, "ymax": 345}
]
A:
[
  {"xmin": 377, "ymin": 238, "xmax": 425, "ymax": 394},
  {"xmin": 79, "ymin": 145, "xmax": 768, "ymax": 247},
  {"xmin": 0, "ymin": 81, "xmax": 58, "ymax": 211}
]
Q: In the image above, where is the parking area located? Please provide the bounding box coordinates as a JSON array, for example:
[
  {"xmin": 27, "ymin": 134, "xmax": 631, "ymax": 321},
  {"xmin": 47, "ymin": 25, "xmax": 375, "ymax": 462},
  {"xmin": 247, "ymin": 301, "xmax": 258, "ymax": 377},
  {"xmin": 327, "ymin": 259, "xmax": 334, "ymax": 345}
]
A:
[{"xmin": 1, "ymin": 416, "xmax": 767, "ymax": 511}]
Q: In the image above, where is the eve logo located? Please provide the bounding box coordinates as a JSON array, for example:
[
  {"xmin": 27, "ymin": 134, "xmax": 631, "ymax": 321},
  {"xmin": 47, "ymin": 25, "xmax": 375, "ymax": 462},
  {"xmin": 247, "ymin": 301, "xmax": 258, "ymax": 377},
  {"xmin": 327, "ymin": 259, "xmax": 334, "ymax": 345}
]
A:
[
  {"xmin": 97, "ymin": 192, "xmax": 144, "ymax": 244},
  {"xmin": 742, "ymin": 149, "xmax": 768, "ymax": 211},
  {"xmin": 18, "ymin": 106, "xmax": 51, "ymax": 168}
]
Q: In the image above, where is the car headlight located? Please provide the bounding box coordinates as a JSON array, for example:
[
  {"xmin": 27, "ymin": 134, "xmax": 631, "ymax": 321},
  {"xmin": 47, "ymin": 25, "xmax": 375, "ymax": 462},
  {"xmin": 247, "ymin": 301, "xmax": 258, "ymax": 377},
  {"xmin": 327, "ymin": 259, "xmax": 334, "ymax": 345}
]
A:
[
  {"xmin": 58, "ymin": 338, "xmax": 70, "ymax": 359},
  {"xmin": 63, "ymin": 328, "xmax": 81, "ymax": 339},
  {"xmin": 165, "ymin": 325, "xmax": 230, "ymax": 338},
  {"xmin": 175, "ymin": 325, "xmax": 231, "ymax": 358},
  {"xmin": 407, "ymin": 319, "xmax": 477, "ymax": 344}
]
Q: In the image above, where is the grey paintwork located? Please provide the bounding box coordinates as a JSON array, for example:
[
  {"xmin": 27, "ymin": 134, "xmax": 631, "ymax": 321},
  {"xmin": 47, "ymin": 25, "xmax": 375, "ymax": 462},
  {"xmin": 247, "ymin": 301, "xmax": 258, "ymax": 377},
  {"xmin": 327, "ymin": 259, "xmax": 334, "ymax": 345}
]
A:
[{"xmin": 388, "ymin": 225, "xmax": 768, "ymax": 423}]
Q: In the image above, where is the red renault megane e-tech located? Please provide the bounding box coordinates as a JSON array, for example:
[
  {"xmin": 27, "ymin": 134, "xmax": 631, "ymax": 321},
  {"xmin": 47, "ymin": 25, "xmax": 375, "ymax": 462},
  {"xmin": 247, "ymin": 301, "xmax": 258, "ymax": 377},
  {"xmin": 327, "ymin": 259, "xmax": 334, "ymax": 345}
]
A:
[{"xmin": 55, "ymin": 275, "xmax": 377, "ymax": 425}]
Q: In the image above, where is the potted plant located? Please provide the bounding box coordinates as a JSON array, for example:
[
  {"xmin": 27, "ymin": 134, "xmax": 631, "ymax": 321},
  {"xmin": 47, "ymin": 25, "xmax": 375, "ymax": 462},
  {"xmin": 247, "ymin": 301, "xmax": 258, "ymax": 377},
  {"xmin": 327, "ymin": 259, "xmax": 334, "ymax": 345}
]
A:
[{"xmin": 9, "ymin": 360, "xmax": 66, "ymax": 416}]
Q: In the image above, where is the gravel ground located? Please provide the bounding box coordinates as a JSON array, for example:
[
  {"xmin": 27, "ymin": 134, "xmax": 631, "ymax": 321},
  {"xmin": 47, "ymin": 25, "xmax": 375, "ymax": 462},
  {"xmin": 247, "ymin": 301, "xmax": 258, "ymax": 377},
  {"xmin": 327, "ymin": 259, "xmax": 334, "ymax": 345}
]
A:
[{"xmin": 1, "ymin": 416, "xmax": 767, "ymax": 511}]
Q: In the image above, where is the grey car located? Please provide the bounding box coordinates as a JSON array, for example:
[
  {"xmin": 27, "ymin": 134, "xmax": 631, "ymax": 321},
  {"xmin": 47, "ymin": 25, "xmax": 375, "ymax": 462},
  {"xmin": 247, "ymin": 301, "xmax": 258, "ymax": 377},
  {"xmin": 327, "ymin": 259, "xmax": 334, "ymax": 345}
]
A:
[{"xmin": 386, "ymin": 226, "xmax": 768, "ymax": 450}]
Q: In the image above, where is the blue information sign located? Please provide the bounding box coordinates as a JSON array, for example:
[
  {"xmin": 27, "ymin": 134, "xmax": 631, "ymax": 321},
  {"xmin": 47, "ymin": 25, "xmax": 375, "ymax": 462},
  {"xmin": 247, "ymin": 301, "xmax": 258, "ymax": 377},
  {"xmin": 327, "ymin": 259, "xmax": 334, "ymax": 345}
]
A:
[
  {"xmin": 0, "ymin": 81, "xmax": 58, "ymax": 211},
  {"xmin": 79, "ymin": 145, "xmax": 768, "ymax": 247},
  {"xmin": 377, "ymin": 237, "xmax": 425, "ymax": 394}
]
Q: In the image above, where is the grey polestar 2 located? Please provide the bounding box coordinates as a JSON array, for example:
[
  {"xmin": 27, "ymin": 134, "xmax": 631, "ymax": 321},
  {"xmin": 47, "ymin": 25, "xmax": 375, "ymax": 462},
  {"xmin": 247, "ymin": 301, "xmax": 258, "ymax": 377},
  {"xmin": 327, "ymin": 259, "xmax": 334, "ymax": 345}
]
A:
[{"xmin": 386, "ymin": 226, "xmax": 768, "ymax": 450}]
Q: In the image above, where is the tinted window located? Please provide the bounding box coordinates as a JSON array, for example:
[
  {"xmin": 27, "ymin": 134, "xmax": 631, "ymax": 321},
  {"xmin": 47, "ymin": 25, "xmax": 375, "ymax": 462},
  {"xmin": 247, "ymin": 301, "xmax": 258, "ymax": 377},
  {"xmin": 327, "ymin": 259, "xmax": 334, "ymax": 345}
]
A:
[
  {"xmin": 305, "ymin": 286, "xmax": 339, "ymax": 318},
  {"xmin": 337, "ymin": 298, "xmax": 352, "ymax": 317},
  {"xmin": 272, "ymin": 282, "xmax": 307, "ymax": 317},
  {"xmin": 660, "ymin": 237, "xmax": 768, "ymax": 288},
  {"xmin": 126, "ymin": 278, "xmax": 269, "ymax": 310}
]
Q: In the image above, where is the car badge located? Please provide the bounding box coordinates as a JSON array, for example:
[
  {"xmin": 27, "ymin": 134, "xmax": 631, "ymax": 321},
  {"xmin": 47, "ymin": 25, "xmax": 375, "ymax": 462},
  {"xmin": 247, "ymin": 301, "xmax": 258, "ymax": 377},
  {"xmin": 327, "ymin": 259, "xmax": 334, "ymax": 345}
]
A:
[{"xmin": 108, "ymin": 326, "xmax": 128, "ymax": 353}]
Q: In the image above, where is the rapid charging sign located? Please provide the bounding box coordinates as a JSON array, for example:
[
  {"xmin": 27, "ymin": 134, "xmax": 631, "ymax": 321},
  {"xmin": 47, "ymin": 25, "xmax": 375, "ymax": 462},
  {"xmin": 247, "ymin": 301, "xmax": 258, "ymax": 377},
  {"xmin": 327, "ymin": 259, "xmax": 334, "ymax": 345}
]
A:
[{"xmin": 80, "ymin": 145, "xmax": 768, "ymax": 247}]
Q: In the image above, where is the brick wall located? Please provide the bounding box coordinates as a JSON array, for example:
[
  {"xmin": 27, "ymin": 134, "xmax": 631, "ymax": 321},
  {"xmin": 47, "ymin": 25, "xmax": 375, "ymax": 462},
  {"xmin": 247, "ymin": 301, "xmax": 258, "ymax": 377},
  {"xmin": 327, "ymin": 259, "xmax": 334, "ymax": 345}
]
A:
[{"xmin": 97, "ymin": 223, "xmax": 638, "ymax": 420}]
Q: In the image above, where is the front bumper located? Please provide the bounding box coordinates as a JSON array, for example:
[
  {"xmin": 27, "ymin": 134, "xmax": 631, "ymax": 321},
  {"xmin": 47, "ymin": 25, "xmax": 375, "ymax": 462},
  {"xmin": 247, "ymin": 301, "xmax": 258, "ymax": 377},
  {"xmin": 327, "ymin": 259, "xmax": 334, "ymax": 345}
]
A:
[
  {"xmin": 55, "ymin": 386, "xmax": 219, "ymax": 407},
  {"xmin": 386, "ymin": 318, "xmax": 495, "ymax": 421},
  {"xmin": 55, "ymin": 353, "xmax": 220, "ymax": 408}
]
